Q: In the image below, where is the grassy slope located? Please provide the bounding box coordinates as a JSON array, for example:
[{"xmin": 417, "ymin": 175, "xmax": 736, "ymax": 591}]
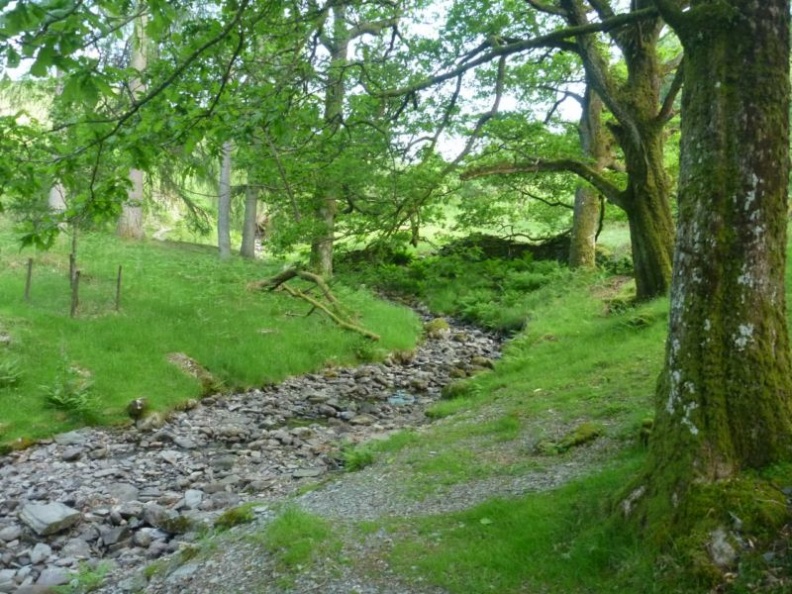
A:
[
  {"xmin": 0, "ymin": 230, "xmax": 420, "ymax": 443},
  {"xmin": 313, "ymin": 243, "xmax": 790, "ymax": 593}
]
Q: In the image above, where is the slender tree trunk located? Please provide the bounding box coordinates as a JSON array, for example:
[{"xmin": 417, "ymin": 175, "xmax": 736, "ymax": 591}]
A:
[
  {"xmin": 570, "ymin": 89, "xmax": 607, "ymax": 268},
  {"xmin": 117, "ymin": 11, "xmax": 147, "ymax": 240},
  {"xmin": 240, "ymin": 184, "xmax": 258, "ymax": 259},
  {"xmin": 217, "ymin": 141, "xmax": 233, "ymax": 260},
  {"xmin": 644, "ymin": 0, "xmax": 792, "ymax": 536}
]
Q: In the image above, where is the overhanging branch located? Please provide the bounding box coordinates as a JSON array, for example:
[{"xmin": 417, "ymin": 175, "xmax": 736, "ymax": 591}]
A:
[{"xmin": 461, "ymin": 158, "xmax": 626, "ymax": 209}]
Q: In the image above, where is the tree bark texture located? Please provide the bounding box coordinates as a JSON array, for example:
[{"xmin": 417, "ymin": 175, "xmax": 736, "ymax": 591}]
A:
[
  {"xmin": 569, "ymin": 89, "xmax": 607, "ymax": 269},
  {"xmin": 217, "ymin": 141, "xmax": 233, "ymax": 260},
  {"xmin": 649, "ymin": 0, "xmax": 792, "ymax": 495}
]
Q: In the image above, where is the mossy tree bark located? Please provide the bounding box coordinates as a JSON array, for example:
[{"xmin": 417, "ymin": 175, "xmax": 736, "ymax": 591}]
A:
[
  {"xmin": 569, "ymin": 89, "xmax": 606, "ymax": 269},
  {"xmin": 644, "ymin": 0, "xmax": 792, "ymax": 531},
  {"xmin": 559, "ymin": 0, "xmax": 675, "ymax": 299}
]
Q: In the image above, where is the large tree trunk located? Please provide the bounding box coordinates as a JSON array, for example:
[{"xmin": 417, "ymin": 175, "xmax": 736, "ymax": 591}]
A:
[
  {"xmin": 117, "ymin": 10, "xmax": 147, "ymax": 240},
  {"xmin": 217, "ymin": 141, "xmax": 233, "ymax": 260},
  {"xmin": 644, "ymin": 0, "xmax": 792, "ymax": 540},
  {"xmin": 620, "ymin": 128, "xmax": 675, "ymax": 299}
]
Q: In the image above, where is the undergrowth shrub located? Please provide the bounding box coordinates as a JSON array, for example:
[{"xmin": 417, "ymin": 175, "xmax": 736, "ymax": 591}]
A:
[{"xmin": 342, "ymin": 244, "xmax": 570, "ymax": 332}]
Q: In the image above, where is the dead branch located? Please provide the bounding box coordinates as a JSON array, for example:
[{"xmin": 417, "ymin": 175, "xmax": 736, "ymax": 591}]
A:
[{"xmin": 250, "ymin": 268, "xmax": 379, "ymax": 341}]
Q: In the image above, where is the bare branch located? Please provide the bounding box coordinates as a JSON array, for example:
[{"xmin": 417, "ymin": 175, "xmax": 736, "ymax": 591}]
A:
[{"xmin": 588, "ymin": 0, "xmax": 616, "ymax": 21}]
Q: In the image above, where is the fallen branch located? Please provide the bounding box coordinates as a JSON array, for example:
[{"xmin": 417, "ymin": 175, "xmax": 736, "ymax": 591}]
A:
[{"xmin": 251, "ymin": 268, "xmax": 379, "ymax": 341}]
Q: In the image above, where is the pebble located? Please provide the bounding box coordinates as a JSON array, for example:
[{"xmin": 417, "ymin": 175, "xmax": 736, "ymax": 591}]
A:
[{"xmin": 0, "ymin": 313, "xmax": 501, "ymax": 592}]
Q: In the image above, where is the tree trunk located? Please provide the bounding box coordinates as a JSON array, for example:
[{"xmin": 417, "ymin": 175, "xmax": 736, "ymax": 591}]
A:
[
  {"xmin": 309, "ymin": 5, "xmax": 349, "ymax": 278},
  {"xmin": 570, "ymin": 89, "xmax": 607, "ymax": 269},
  {"xmin": 117, "ymin": 10, "xmax": 147, "ymax": 240},
  {"xmin": 48, "ymin": 182, "xmax": 67, "ymax": 213},
  {"xmin": 217, "ymin": 141, "xmax": 233, "ymax": 260},
  {"xmin": 240, "ymin": 184, "xmax": 258, "ymax": 259},
  {"xmin": 569, "ymin": 187, "xmax": 599, "ymax": 268},
  {"xmin": 645, "ymin": 0, "xmax": 792, "ymax": 533},
  {"xmin": 561, "ymin": 0, "xmax": 675, "ymax": 298}
]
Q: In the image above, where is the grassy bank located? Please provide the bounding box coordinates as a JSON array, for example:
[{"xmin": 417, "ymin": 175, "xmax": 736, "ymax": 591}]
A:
[{"xmin": 0, "ymin": 230, "xmax": 421, "ymax": 443}]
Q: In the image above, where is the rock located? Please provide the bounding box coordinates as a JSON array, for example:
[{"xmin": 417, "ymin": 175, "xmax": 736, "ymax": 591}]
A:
[
  {"xmin": 708, "ymin": 527, "xmax": 738, "ymax": 568},
  {"xmin": 107, "ymin": 483, "xmax": 140, "ymax": 503},
  {"xmin": 0, "ymin": 525, "xmax": 22, "ymax": 542},
  {"xmin": 54, "ymin": 431, "xmax": 87, "ymax": 446},
  {"xmin": 0, "ymin": 569, "xmax": 16, "ymax": 594},
  {"xmin": 349, "ymin": 414, "xmax": 376, "ymax": 426},
  {"xmin": 61, "ymin": 538, "xmax": 92, "ymax": 559},
  {"xmin": 30, "ymin": 543, "xmax": 52, "ymax": 564},
  {"xmin": 61, "ymin": 447, "xmax": 83, "ymax": 462},
  {"xmin": 292, "ymin": 468, "xmax": 324, "ymax": 479},
  {"xmin": 19, "ymin": 503, "xmax": 81, "ymax": 536},
  {"xmin": 173, "ymin": 436, "xmax": 198, "ymax": 450},
  {"xmin": 183, "ymin": 490, "xmax": 204, "ymax": 510},
  {"xmin": 35, "ymin": 567, "xmax": 70, "ymax": 586}
]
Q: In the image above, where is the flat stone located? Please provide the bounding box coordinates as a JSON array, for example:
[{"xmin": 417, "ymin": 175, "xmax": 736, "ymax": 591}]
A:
[
  {"xmin": 61, "ymin": 539, "xmax": 92, "ymax": 559},
  {"xmin": 54, "ymin": 431, "xmax": 88, "ymax": 446},
  {"xmin": 107, "ymin": 483, "xmax": 140, "ymax": 503},
  {"xmin": 35, "ymin": 567, "xmax": 70, "ymax": 586},
  {"xmin": 19, "ymin": 503, "xmax": 81, "ymax": 536},
  {"xmin": 292, "ymin": 468, "xmax": 324, "ymax": 479}
]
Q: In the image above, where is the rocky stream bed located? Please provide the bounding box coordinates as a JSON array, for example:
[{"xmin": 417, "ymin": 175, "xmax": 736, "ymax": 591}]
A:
[{"xmin": 0, "ymin": 316, "xmax": 502, "ymax": 593}]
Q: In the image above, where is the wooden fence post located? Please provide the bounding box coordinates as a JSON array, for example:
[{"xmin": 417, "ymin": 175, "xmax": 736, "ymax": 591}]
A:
[
  {"xmin": 115, "ymin": 265, "xmax": 123, "ymax": 311},
  {"xmin": 24, "ymin": 258, "xmax": 33, "ymax": 302},
  {"xmin": 70, "ymin": 271, "xmax": 80, "ymax": 318}
]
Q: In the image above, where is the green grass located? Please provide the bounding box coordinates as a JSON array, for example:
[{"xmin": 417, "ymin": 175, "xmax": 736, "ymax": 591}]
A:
[
  {"xmin": 384, "ymin": 455, "xmax": 666, "ymax": 594},
  {"xmin": 0, "ymin": 229, "xmax": 421, "ymax": 443},
  {"xmin": 254, "ymin": 505, "xmax": 341, "ymax": 573}
]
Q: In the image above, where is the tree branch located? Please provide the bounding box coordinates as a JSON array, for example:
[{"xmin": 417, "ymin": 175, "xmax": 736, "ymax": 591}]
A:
[
  {"xmin": 657, "ymin": 60, "xmax": 683, "ymax": 123},
  {"xmin": 378, "ymin": 7, "xmax": 657, "ymax": 98},
  {"xmin": 524, "ymin": 0, "xmax": 568, "ymax": 17},
  {"xmin": 461, "ymin": 158, "xmax": 626, "ymax": 208}
]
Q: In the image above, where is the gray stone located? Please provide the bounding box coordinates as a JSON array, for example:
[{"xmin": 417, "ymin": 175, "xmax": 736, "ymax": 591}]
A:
[
  {"xmin": 141, "ymin": 502, "xmax": 177, "ymax": 531},
  {"xmin": 54, "ymin": 431, "xmax": 87, "ymax": 446},
  {"xmin": 0, "ymin": 569, "xmax": 16, "ymax": 594},
  {"xmin": 19, "ymin": 503, "xmax": 81, "ymax": 536},
  {"xmin": 35, "ymin": 567, "xmax": 70, "ymax": 586},
  {"xmin": 60, "ymin": 447, "xmax": 83, "ymax": 462},
  {"xmin": 173, "ymin": 436, "xmax": 198, "ymax": 449},
  {"xmin": 167, "ymin": 562, "xmax": 200, "ymax": 582},
  {"xmin": 29, "ymin": 543, "xmax": 52, "ymax": 565},
  {"xmin": 183, "ymin": 490, "xmax": 203, "ymax": 510},
  {"xmin": 107, "ymin": 483, "xmax": 140, "ymax": 503},
  {"xmin": 211, "ymin": 455, "xmax": 236, "ymax": 471},
  {"xmin": 0, "ymin": 525, "xmax": 21, "ymax": 542},
  {"xmin": 292, "ymin": 468, "xmax": 324, "ymax": 479},
  {"xmin": 61, "ymin": 538, "xmax": 92, "ymax": 559}
]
